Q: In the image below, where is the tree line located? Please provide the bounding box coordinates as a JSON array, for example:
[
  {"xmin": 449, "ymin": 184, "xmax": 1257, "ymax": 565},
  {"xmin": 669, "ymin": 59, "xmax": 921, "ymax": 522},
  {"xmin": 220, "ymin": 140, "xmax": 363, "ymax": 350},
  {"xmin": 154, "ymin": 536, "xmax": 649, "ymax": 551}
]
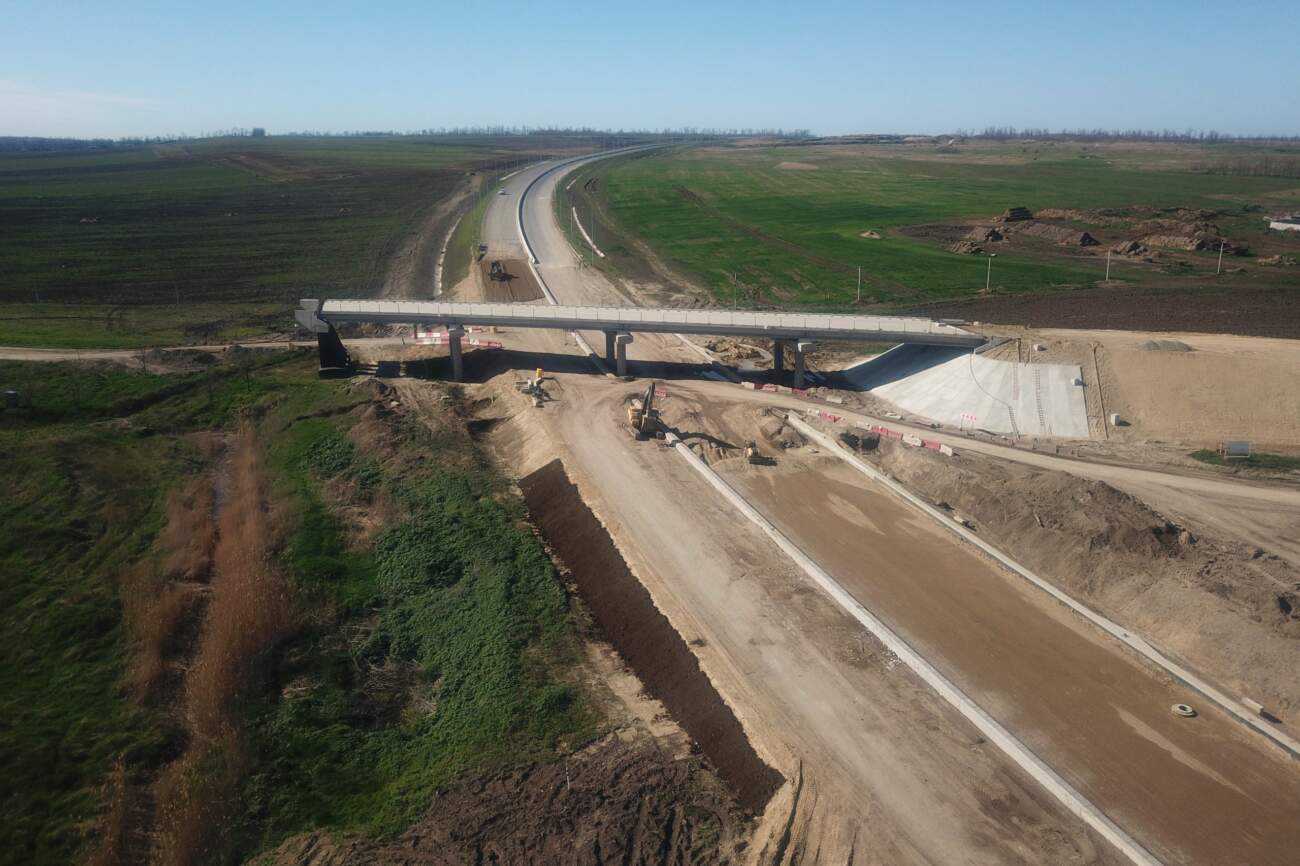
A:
[{"xmin": 956, "ymin": 126, "xmax": 1300, "ymax": 143}]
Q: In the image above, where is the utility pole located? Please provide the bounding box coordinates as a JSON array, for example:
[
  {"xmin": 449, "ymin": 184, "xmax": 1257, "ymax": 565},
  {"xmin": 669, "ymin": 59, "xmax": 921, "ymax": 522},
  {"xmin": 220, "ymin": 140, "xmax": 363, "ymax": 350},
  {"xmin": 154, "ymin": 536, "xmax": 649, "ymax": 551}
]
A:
[
  {"xmin": 856, "ymin": 266, "xmax": 862, "ymax": 303},
  {"xmin": 986, "ymin": 253, "xmax": 996, "ymax": 292},
  {"xmin": 1217, "ymin": 241, "xmax": 1225, "ymax": 275},
  {"xmin": 1105, "ymin": 250, "xmax": 1111, "ymax": 282}
]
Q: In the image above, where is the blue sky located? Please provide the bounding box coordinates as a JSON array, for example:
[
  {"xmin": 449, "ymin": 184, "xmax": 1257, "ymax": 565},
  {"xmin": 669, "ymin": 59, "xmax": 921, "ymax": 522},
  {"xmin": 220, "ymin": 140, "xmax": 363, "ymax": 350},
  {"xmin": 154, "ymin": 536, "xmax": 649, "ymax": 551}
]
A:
[{"xmin": 4, "ymin": 0, "xmax": 1297, "ymax": 138}]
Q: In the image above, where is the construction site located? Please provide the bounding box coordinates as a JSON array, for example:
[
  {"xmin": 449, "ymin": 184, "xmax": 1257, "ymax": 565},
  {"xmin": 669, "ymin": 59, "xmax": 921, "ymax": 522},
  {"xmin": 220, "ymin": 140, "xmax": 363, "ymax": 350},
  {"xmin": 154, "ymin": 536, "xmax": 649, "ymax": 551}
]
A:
[
  {"xmin": 277, "ymin": 147, "xmax": 1300, "ymax": 866},
  {"xmin": 7, "ymin": 140, "xmax": 1300, "ymax": 866}
]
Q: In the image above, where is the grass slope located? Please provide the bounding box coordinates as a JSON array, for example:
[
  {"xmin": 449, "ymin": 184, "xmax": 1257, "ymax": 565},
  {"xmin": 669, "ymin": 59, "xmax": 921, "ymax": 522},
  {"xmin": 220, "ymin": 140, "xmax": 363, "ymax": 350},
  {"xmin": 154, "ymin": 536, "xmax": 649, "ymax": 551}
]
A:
[{"xmin": 597, "ymin": 144, "xmax": 1300, "ymax": 307}]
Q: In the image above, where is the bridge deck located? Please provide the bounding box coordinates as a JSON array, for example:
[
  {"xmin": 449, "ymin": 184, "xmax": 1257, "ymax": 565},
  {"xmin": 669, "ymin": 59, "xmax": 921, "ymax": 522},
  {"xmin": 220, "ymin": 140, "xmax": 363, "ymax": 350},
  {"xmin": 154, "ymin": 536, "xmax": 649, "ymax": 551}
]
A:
[{"xmin": 302, "ymin": 299, "xmax": 984, "ymax": 347}]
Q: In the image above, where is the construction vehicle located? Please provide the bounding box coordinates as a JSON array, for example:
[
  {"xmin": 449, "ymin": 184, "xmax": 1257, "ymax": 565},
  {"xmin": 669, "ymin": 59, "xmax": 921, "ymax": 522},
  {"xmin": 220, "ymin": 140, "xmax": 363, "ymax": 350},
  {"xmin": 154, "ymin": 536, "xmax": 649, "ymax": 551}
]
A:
[
  {"xmin": 626, "ymin": 380, "xmax": 661, "ymax": 440},
  {"xmin": 745, "ymin": 441, "xmax": 776, "ymax": 466},
  {"xmin": 476, "ymin": 243, "xmax": 488, "ymax": 261},
  {"xmin": 514, "ymin": 368, "xmax": 547, "ymax": 408},
  {"xmin": 489, "ymin": 260, "xmax": 508, "ymax": 281}
]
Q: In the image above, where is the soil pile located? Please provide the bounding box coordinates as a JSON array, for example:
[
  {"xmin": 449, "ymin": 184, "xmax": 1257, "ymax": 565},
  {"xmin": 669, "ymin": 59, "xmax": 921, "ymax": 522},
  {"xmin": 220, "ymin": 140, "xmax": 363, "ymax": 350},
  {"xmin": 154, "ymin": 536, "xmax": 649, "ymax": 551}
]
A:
[
  {"xmin": 1137, "ymin": 339, "xmax": 1194, "ymax": 352},
  {"xmin": 871, "ymin": 443, "xmax": 1300, "ymax": 714},
  {"xmin": 759, "ymin": 416, "xmax": 805, "ymax": 450},
  {"xmin": 1013, "ymin": 221, "xmax": 1099, "ymax": 246},
  {"xmin": 263, "ymin": 736, "xmax": 748, "ymax": 866},
  {"xmin": 519, "ymin": 459, "xmax": 783, "ymax": 812},
  {"xmin": 966, "ymin": 226, "xmax": 1004, "ymax": 243}
]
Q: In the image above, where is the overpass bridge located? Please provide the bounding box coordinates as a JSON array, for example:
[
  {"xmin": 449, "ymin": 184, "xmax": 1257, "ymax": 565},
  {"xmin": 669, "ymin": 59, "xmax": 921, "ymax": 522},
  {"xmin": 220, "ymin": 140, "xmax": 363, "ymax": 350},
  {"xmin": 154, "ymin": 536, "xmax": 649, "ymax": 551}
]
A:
[{"xmin": 295, "ymin": 298, "xmax": 985, "ymax": 386}]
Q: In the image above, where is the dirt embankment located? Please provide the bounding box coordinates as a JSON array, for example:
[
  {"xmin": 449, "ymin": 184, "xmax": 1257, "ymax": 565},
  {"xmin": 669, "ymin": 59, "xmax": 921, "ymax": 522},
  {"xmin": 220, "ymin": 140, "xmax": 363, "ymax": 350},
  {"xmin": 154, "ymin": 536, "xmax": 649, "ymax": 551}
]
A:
[
  {"xmin": 871, "ymin": 442, "xmax": 1300, "ymax": 715},
  {"xmin": 262, "ymin": 735, "xmax": 746, "ymax": 866},
  {"xmin": 520, "ymin": 459, "xmax": 784, "ymax": 813}
]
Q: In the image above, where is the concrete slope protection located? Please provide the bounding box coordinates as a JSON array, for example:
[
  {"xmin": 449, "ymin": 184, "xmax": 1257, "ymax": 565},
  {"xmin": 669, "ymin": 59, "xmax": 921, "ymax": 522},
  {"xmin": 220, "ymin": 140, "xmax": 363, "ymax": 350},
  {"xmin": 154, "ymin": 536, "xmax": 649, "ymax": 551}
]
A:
[{"xmin": 842, "ymin": 344, "xmax": 1090, "ymax": 438}]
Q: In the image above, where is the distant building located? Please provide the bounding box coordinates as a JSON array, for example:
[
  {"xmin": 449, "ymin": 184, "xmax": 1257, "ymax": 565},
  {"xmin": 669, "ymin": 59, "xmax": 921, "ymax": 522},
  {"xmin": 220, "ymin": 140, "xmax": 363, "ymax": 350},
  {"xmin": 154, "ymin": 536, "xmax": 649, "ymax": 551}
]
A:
[{"xmin": 1269, "ymin": 214, "xmax": 1300, "ymax": 232}]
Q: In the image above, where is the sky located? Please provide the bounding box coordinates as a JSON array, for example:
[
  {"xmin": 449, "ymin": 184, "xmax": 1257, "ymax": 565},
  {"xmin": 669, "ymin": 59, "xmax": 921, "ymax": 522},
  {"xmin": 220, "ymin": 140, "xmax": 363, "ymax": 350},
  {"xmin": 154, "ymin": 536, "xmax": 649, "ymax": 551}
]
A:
[{"xmin": 3, "ymin": 0, "xmax": 1298, "ymax": 139}]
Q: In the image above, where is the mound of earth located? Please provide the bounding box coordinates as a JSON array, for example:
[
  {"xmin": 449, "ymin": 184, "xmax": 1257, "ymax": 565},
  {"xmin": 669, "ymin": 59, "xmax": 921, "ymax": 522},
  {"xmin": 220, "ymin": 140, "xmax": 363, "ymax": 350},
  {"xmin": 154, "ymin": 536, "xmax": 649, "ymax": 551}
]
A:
[
  {"xmin": 262, "ymin": 736, "xmax": 749, "ymax": 866},
  {"xmin": 871, "ymin": 442, "xmax": 1300, "ymax": 714},
  {"xmin": 949, "ymin": 240, "xmax": 984, "ymax": 255},
  {"xmin": 859, "ymin": 230, "xmax": 882, "ymax": 239},
  {"xmin": 1009, "ymin": 221, "xmax": 1100, "ymax": 246},
  {"xmin": 759, "ymin": 416, "xmax": 805, "ymax": 449},
  {"xmin": 966, "ymin": 226, "xmax": 1004, "ymax": 243},
  {"xmin": 1138, "ymin": 339, "xmax": 1195, "ymax": 352},
  {"xmin": 1111, "ymin": 239, "xmax": 1149, "ymax": 256}
]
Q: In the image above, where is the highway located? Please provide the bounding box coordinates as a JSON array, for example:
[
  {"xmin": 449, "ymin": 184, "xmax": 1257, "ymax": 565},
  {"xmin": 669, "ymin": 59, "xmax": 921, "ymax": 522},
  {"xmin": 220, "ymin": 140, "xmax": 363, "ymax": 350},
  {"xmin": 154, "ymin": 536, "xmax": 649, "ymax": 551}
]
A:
[{"xmin": 463, "ymin": 149, "xmax": 1300, "ymax": 864}]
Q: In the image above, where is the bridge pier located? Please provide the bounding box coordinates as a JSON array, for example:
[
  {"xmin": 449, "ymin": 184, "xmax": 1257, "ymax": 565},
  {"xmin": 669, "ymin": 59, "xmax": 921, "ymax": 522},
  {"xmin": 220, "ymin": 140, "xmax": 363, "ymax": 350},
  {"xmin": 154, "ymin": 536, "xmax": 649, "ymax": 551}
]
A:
[
  {"xmin": 615, "ymin": 332, "xmax": 633, "ymax": 378},
  {"xmin": 316, "ymin": 325, "xmax": 353, "ymax": 377},
  {"xmin": 793, "ymin": 340, "xmax": 814, "ymax": 390},
  {"xmin": 448, "ymin": 326, "xmax": 465, "ymax": 381},
  {"xmin": 773, "ymin": 339, "xmax": 785, "ymax": 377},
  {"xmin": 605, "ymin": 330, "xmax": 617, "ymax": 366}
]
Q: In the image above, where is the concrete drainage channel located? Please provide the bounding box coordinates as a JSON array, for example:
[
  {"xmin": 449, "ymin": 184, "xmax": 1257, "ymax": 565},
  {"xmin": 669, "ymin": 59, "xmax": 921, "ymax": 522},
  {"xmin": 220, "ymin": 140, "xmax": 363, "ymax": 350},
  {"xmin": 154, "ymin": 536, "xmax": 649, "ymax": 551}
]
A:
[
  {"xmin": 659, "ymin": 424, "xmax": 1164, "ymax": 866},
  {"xmin": 786, "ymin": 412, "xmax": 1300, "ymax": 762}
]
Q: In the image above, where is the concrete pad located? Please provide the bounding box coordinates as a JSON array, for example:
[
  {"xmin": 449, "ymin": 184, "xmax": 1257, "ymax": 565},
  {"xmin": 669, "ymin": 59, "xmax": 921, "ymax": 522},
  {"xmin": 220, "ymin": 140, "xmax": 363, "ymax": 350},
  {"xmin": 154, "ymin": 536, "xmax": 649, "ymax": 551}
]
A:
[{"xmin": 843, "ymin": 345, "xmax": 1089, "ymax": 438}]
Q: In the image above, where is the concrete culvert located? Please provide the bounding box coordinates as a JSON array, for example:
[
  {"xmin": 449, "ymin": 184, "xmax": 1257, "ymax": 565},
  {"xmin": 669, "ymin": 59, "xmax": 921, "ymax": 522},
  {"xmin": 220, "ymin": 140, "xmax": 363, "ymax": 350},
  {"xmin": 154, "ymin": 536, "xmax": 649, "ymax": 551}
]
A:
[{"xmin": 1171, "ymin": 703, "xmax": 1197, "ymax": 718}]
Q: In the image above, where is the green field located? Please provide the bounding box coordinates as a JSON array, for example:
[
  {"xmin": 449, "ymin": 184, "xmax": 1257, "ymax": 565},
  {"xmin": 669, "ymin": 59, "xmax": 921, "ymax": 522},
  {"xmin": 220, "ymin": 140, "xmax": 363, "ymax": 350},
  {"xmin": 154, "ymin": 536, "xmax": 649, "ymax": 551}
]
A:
[
  {"xmin": 0, "ymin": 355, "xmax": 598, "ymax": 864},
  {"xmin": 0, "ymin": 136, "xmax": 578, "ymax": 347},
  {"xmin": 585, "ymin": 142, "xmax": 1300, "ymax": 308}
]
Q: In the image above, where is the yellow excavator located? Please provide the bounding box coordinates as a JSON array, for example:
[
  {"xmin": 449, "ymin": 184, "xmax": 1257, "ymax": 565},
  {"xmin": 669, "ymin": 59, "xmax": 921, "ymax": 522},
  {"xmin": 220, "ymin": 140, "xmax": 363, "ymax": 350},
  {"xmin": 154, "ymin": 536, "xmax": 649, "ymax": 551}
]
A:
[{"xmin": 626, "ymin": 380, "xmax": 660, "ymax": 440}]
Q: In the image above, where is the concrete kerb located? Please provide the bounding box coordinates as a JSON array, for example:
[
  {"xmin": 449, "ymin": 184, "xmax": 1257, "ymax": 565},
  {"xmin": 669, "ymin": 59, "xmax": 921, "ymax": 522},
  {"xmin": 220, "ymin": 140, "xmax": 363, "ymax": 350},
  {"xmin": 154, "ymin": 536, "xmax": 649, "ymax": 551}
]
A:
[
  {"xmin": 433, "ymin": 211, "xmax": 465, "ymax": 296},
  {"xmin": 786, "ymin": 413, "xmax": 1300, "ymax": 762},
  {"xmin": 661, "ymin": 426, "xmax": 1163, "ymax": 866},
  {"xmin": 572, "ymin": 206, "xmax": 605, "ymax": 258}
]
